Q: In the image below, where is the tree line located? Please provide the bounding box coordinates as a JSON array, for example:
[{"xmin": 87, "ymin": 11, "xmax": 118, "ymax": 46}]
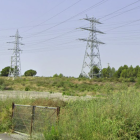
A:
[
  {"xmin": 1, "ymin": 65, "xmax": 140, "ymax": 78},
  {"xmin": 102, "ymin": 65, "xmax": 140, "ymax": 78},
  {"xmin": 79, "ymin": 65, "xmax": 140, "ymax": 79},
  {"xmin": 0, "ymin": 66, "xmax": 37, "ymax": 76}
]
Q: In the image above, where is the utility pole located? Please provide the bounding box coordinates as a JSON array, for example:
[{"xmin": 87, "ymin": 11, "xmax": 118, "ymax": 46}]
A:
[
  {"xmin": 108, "ymin": 63, "xmax": 110, "ymax": 67},
  {"xmin": 7, "ymin": 30, "xmax": 24, "ymax": 79},
  {"xmin": 107, "ymin": 63, "xmax": 112, "ymax": 78},
  {"xmin": 79, "ymin": 16, "xmax": 104, "ymax": 78}
]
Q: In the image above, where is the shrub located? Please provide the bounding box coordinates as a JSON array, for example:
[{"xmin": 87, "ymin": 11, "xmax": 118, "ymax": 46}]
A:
[
  {"xmin": 62, "ymin": 92, "xmax": 71, "ymax": 96},
  {"xmin": 129, "ymin": 77, "xmax": 135, "ymax": 82},
  {"xmin": 0, "ymin": 85, "xmax": 5, "ymax": 90},
  {"xmin": 25, "ymin": 86, "xmax": 30, "ymax": 91},
  {"xmin": 59, "ymin": 73, "xmax": 64, "ymax": 78},
  {"xmin": 53, "ymin": 74, "xmax": 58, "ymax": 77},
  {"xmin": 0, "ymin": 78, "xmax": 4, "ymax": 85}
]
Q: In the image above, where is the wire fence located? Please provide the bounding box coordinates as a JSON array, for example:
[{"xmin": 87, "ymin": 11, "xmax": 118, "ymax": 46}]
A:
[{"xmin": 12, "ymin": 103, "xmax": 60, "ymax": 136}]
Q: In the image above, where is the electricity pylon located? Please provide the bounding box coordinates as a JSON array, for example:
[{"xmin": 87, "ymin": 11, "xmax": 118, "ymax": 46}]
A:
[
  {"xmin": 79, "ymin": 16, "xmax": 104, "ymax": 78},
  {"xmin": 7, "ymin": 30, "xmax": 24, "ymax": 79}
]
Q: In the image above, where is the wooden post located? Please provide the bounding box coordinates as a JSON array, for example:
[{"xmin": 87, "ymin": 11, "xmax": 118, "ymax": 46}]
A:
[
  {"xmin": 57, "ymin": 107, "xmax": 60, "ymax": 122},
  {"xmin": 30, "ymin": 106, "xmax": 35, "ymax": 137},
  {"xmin": 11, "ymin": 102, "xmax": 15, "ymax": 133}
]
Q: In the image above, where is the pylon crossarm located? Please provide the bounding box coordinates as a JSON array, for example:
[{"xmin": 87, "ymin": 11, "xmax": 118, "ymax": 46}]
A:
[
  {"xmin": 80, "ymin": 27, "xmax": 104, "ymax": 34},
  {"xmin": 79, "ymin": 38, "xmax": 105, "ymax": 44},
  {"xmin": 83, "ymin": 18, "xmax": 102, "ymax": 24}
]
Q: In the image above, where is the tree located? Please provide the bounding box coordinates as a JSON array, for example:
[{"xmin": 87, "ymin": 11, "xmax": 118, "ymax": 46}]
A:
[
  {"xmin": 134, "ymin": 65, "xmax": 139, "ymax": 77},
  {"xmin": 111, "ymin": 67, "xmax": 116, "ymax": 77},
  {"xmin": 102, "ymin": 68, "xmax": 108, "ymax": 78},
  {"xmin": 1, "ymin": 66, "xmax": 11, "ymax": 76},
  {"xmin": 115, "ymin": 65, "xmax": 128, "ymax": 78},
  {"xmin": 59, "ymin": 73, "xmax": 64, "ymax": 78},
  {"xmin": 89, "ymin": 66, "xmax": 100, "ymax": 78},
  {"xmin": 137, "ymin": 67, "xmax": 140, "ymax": 78},
  {"xmin": 24, "ymin": 69, "xmax": 37, "ymax": 76},
  {"xmin": 53, "ymin": 74, "xmax": 59, "ymax": 77},
  {"xmin": 120, "ymin": 69, "xmax": 127, "ymax": 78},
  {"xmin": 127, "ymin": 65, "xmax": 134, "ymax": 78}
]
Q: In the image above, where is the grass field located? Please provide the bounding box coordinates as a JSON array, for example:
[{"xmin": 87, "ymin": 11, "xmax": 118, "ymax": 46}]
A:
[
  {"xmin": 0, "ymin": 76, "xmax": 138, "ymax": 96},
  {"xmin": 1, "ymin": 77, "xmax": 140, "ymax": 139}
]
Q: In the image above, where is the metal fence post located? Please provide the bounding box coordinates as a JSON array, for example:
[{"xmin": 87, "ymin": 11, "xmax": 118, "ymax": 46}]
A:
[
  {"xmin": 11, "ymin": 102, "xmax": 15, "ymax": 133},
  {"xmin": 30, "ymin": 106, "xmax": 35, "ymax": 136},
  {"xmin": 57, "ymin": 107, "xmax": 60, "ymax": 122}
]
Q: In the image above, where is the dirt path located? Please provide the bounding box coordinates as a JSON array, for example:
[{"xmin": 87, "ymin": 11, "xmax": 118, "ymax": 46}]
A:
[
  {"xmin": 0, "ymin": 91, "xmax": 94, "ymax": 101},
  {"xmin": 0, "ymin": 133, "xmax": 28, "ymax": 140}
]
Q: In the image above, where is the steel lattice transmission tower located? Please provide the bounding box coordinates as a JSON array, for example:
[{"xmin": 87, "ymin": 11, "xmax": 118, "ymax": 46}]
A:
[
  {"xmin": 7, "ymin": 30, "xmax": 24, "ymax": 79},
  {"xmin": 79, "ymin": 16, "xmax": 105, "ymax": 78}
]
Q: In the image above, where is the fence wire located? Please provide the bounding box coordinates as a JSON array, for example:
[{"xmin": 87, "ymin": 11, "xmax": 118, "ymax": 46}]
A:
[
  {"xmin": 32, "ymin": 106, "xmax": 57, "ymax": 134},
  {"xmin": 12, "ymin": 103, "xmax": 60, "ymax": 136}
]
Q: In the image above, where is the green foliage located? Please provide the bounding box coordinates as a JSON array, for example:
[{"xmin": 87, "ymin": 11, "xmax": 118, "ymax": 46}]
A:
[
  {"xmin": 0, "ymin": 78, "xmax": 4, "ymax": 85},
  {"xmin": 43, "ymin": 126, "xmax": 59, "ymax": 140},
  {"xmin": 102, "ymin": 68, "xmax": 108, "ymax": 78},
  {"xmin": 53, "ymin": 74, "xmax": 59, "ymax": 77},
  {"xmin": 129, "ymin": 77, "xmax": 135, "ymax": 82},
  {"xmin": 120, "ymin": 69, "xmax": 127, "ymax": 78},
  {"xmin": 0, "ymin": 78, "xmax": 5, "ymax": 90},
  {"xmin": 0, "ymin": 85, "xmax": 5, "ymax": 90},
  {"xmin": 42, "ymin": 90, "xmax": 140, "ymax": 139},
  {"xmin": 89, "ymin": 66, "xmax": 100, "ymax": 78},
  {"xmin": 53, "ymin": 73, "xmax": 64, "ymax": 78},
  {"xmin": 24, "ymin": 69, "xmax": 37, "ymax": 76},
  {"xmin": 114, "ymin": 65, "xmax": 140, "ymax": 79},
  {"xmin": 1, "ymin": 66, "xmax": 10, "ymax": 76},
  {"xmin": 62, "ymin": 91, "xmax": 73, "ymax": 96},
  {"xmin": 25, "ymin": 86, "xmax": 30, "ymax": 91},
  {"xmin": 58, "ymin": 73, "xmax": 64, "ymax": 78},
  {"xmin": 135, "ymin": 78, "xmax": 140, "ymax": 88},
  {"xmin": 137, "ymin": 69, "xmax": 140, "ymax": 78}
]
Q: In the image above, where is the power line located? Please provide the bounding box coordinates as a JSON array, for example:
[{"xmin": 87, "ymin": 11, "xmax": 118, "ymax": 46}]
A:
[
  {"xmin": 99, "ymin": 0, "xmax": 140, "ymax": 20},
  {"xmin": 102, "ymin": 5, "xmax": 140, "ymax": 22},
  {"xmin": 22, "ymin": 0, "xmax": 82, "ymax": 33},
  {"xmin": 24, "ymin": 0, "xmax": 109, "ymax": 38},
  {"xmin": 19, "ymin": 0, "xmax": 66, "ymax": 29},
  {"xmin": 105, "ymin": 18, "xmax": 140, "ymax": 32}
]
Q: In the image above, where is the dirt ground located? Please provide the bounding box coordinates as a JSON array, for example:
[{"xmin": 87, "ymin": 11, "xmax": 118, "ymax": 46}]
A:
[{"xmin": 0, "ymin": 133, "xmax": 28, "ymax": 140}]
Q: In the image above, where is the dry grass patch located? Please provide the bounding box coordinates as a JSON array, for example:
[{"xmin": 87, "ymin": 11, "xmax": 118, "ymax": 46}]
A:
[{"xmin": 31, "ymin": 98, "xmax": 67, "ymax": 107}]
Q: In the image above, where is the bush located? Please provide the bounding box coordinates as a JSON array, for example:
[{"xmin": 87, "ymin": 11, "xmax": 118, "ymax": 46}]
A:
[
  {"xmin": 25, "ymin": 87, "xmax": 30, "ymax": 91},
  {"xmin": 53, "ymin": 74, "xmax": 58, "ymax": 77},
  {"xmin": 59, "ymin": 73, "xmax": 64, "ymax": 78},
  {"xmin": 62, "ymin": 92, "xmax": 71, "ymax": 96},
  {"xmin": 0, "ymin": 85, "xmax": 5, "ymax": 90},
  {"xmin": 0, "ymin": 78, "xmax": 4, "ymax": 85},
  {"xmin": 129, "ymin": 77, "xmax": 135, "ymax": 82}
]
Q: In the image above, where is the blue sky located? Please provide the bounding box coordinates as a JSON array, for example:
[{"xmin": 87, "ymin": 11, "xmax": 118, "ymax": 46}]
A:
[{"xmin": 0, "ymin": 0, "xmax": 140, "ymax": 77}]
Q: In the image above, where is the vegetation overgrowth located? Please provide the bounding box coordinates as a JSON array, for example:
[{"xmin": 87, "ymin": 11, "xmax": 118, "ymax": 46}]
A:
[
  {"xmin": 1, "ymin": 76, "xmax": 140, "ymax": 139},
  {"xmin": 1, "ymin": 87, "xmax": 140, "ymax": 139},
  {"xmin": 0, "ymin": 76, "xmax": 139, "ymax": 96}
]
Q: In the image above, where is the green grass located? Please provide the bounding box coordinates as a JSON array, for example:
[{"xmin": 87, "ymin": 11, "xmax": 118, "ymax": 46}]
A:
[
  {"xmin": 1, "ymin": 88, "xmax": 140, "ymax": 139},
  {"xmin": 0, "ymin": 97, "xmax": 66, "ymax": 133},
  {"xmin": 0, "ymin": 76, "xmax": 138, "ymax": 96},
  {"xmin": 1, "ymin": 77, "xmax": 140, "ymax": 139},
  {"xmin": 44, "ymin": 89, "xmax": 140, "ymax": 140}
]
